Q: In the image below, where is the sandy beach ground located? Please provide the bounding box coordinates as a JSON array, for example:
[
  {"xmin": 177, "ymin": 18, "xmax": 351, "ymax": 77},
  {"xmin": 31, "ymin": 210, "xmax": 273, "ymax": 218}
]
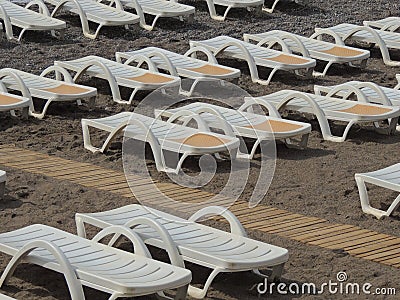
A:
[{"xmin": 1, "ymin": 0, "xmax": 400, "ymax": 299}]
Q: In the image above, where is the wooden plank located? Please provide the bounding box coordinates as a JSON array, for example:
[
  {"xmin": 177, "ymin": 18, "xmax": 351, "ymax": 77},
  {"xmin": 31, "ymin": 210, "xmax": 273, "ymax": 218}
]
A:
[
  {"xmin": 257, "ymin": 217, "xmax": 323, "ymax": 232},
  {"xmin": 294, "ymin": 225, "xmax": 358, "ymax": 242},
  {"xmin": 267, "ymin": 219, "xmax": 327, "ymax": 234},
  {"xmin": 308, "ymin": 229, "xmax": 372, "ymax": 246},
  {"xmin": 320, "ymin": 232, "xmax": 386, "ymax": 249},
  {"xmin": 351, "ymin": 242, "xmax": 400, "ymax": 258},
  {"xmin": 348, "ymin": 238, "xmax": 400, "ymax": 255}
]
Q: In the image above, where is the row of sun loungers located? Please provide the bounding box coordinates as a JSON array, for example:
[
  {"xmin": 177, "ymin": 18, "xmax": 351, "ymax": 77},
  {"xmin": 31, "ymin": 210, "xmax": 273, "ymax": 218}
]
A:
[
  {"xmin": 0, "ymin": 205, "xmax": 289, "ymax": 299},
  {"xmin": 4, "ymin": 0, "xmax": 400, "ymax": 45},
  {"xmin": 2, "ymin": 12, "xmax": 400, "ymax": 300},
  {"xmin": 0, "ymin": 0, "xmax": 289, "ymax": 41}
]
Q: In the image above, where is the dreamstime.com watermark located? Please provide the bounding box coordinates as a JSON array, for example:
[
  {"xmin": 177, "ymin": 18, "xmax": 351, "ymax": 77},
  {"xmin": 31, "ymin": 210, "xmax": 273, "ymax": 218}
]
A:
[{"xmin": 256, "ymin": 272, "xmax": 396, "ymax": 296}]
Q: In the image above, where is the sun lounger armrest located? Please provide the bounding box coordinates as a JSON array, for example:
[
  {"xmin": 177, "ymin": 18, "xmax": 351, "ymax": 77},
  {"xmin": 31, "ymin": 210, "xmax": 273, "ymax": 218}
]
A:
[
  {"xmin": 395, "ymin": 74, "xmax": 400, "ymax": 90},
  {"xmin": 239, "ymin": 98, "xmax": 281, "ymax": 118},
  {"xmin": 364, "ymin": 19, "xmax": 400, "ymax": 32},
  {"xmin": 184, "ymin": 46, "xmax": 219, "ymax": 64},
  {"xmin": 0, "ymin": 69, "xmax": 32, "ymax": 100},
  {"xmin": 124, "ymin": 217, "xmax": 185, "ymax": 268},
  {"xmin": 189, "ymin": 106, "xmax": 237, "ymax": 137},
  {"xmin": 324, "ymin": 82, "xmax": 392, "ymax": 105},
  {"xmin": 163, "ymin": 110, "xmax": 211, "ymax": 132},
  {"xmin": 25, "ymin": 0, "xmax": 51, "ymax": 16},
  {"xmin": 0, "ymin": 4, "xmax": 13, "ymax": 40},
  {"xmin": 40, "ymin": 65, "xmax": 74, "ymax": 83},
  {"xmin": 213, "ymin": 41, "xmax": 256, "ymax": 65},
  {"xmin": 124, "ymin": 52, "xmax": 175, "ymax": 75},
  {"xmin": 92, "ymin": 225, "xmax": 152, "ymax": 258},
  {"xmin": 310, "ymin": 29, "xmax": 346, "ymax": 46},
  {"xmin": 0, "ymin": 239, "xmax": 84, "ymax": 299},
  {"xmin": 256, "ymin": 35, "xmax": 310, "ymax": 57},
  {"xmin": 188, "ymin": 206, "xmax": 247, "ymax": 237}
]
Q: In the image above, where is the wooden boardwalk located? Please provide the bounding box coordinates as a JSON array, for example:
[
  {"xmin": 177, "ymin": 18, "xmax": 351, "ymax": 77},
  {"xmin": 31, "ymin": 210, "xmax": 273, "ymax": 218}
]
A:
[{"xmin": 1, "ymin": 144, "xmax": 400, "ymax": 268}]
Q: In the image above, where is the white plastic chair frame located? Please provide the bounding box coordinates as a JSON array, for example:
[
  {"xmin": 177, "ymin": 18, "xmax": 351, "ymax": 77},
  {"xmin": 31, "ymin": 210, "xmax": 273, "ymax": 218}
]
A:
[
  {"xmin": 57, "ymin": 58, "xmax": 179, "ymax": 104},
  {"xmin": 190, "ymin": 39, "xmax": 314, "ymax": 86},
  {"xmin": 82, "ymin": 111, "xmax": 237, "ymax": 173},
  {"xmin": 244, "ymin": 32, "xmax": 368, "ymax": 77},
  {"xmin": 117, "ymin": 46, "xmax": 237, "ymax": 95},
  {"xmin": 262, "ymin": 0, "xmax": 279, "ymax": 13},
  {"xmin": 157, "ymin": 99, "xmax": 309, "ymax": 158},
  {"xmin": 0, "ymin": 66, "xmax": 95, "ymax": 119},
  {"xmin": 355, "ymin": 163, "xmax": 400, "ymax": 219},
  {"xmin": 76, "ymin": 205, "xmax": 287, "ymax": 299},
  {"xmin": 0, "ymin": 224, "xmax": 188, "ymax": 300},
  {"xmin": 107, "ymin": 0, "xmax": 194, "ymax": 31},
  {"xmin": 0, "ymin": 0, "xmax": 65, "ymax": 42},
  {"xmin": 314, "ymin": 81, "xmax": 399, "ymax": 134},
  {"xmin": 312, "ymin": 25, "xmax": 400, "ymax": 67},
  {"xmin": 0, "ymin": 81, "xmax": 30, "ymax": 118},
  {"xmin": 250, "ymin": 88, "xmax": 399, "ymax": 142},
  {"xmin": 50, "ymin": 0, "xmax": 137, "ymax": 39},
  {"xmin": 363, "ymin": 17, "xmax": 400, "ymax": 32},
  {"xmin": 204, "ymin": 0, "xmax": 263, "ymax": 21}
]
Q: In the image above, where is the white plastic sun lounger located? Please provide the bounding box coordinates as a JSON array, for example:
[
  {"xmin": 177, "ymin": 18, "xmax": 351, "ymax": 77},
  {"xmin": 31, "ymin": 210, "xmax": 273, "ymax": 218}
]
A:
[
  {"xmin": 0, "ymin": 67, "xmax": 97, "ymax": 119},
  {"xmin": 76, "ymin": 204, "xmax": 289, "ymax": 299},
  {"xmin": 0, "ymin": 293, "xmax": 15, "ymax": 300},
  {"xmin": 82, "ymin": 112, "xmax": 239, "ymax": 173},
  {"xmin": 190, "ymin": 36, "xmax": 316, "ymax": 85},
  {"xmin": 243, "ymin": 30, "xmax": 370, "ymax": 76},
  {"xmin": 114, "ymin": 0, "xmax": 195, "ymax": 30},
  {"xmin": 203, "ymin": 0, "xmax": 263, "ymax": 21},
  {"xmin": 155, "ymin": 101, "xmax": 312, "ymax": 158},
  {"xmin": 116, "ymin": 46, "xmax": 240, "ymax": 94},
  {"xmin": 45, "ymin": 0, "xmax": 140, "ymax": 39},
  {"xmin": 355, "ymin": 164, "xmax": 400, "ymax": 219},
  {"xmin": 55, "ymin": 56, "xmax": 180, "ymax": 104},
  {"xmin": 249, "ymin": 89, "xmax": 400, "ymax": 142},
  {"xmin": 363, "ymin": 17, "xmax": 400, "ymax": 32},
  {"xmin": 116, "ymin": 46, "xmax": 240, "ymax": 80},
  {"xmin": 0, "ymin": 0, "xmax": 66, "ymax": 42},
  {"xmin": 313, "ymin": 23, "xmax": 400, "ymax": 66},
  {"xmin": 0, "ymin": 89, "xmax": 30, "ymax": 118},
  {"xmin": 314, "ymin": 80, "xmax": 400, "ymax": 107},
  {"xmin": 0, "ymin": 224, "xmax": 191, "ymax": 299}
]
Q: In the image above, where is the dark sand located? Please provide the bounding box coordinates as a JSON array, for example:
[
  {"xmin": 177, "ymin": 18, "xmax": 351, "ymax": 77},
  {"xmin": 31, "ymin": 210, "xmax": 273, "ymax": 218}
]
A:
[{"xmin": 1, "ymin": 0, "xmax": 400, "ymax": 299}]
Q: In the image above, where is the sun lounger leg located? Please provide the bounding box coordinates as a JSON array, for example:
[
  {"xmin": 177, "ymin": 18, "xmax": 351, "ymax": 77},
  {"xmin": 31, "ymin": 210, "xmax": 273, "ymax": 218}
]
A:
[
  {"xmin": 17, "ymin": 29, "xmax": 27, "ymax": 42},
  {"xmin": 158, "ymin": 152, "xmax": 189, "ymax": 174},
  {"xmin": 253, "ymin": 67, "xmax": 277, "ymax": 85},
  {"xmin": 126, "ymin": 88, "xmax": 139, "ymax": 104},
  {"xmin": 348, "ymin": 58, "xmax": 368, "ymax": 69},
  {"xmin": 253, "ymin": 262, "xmax": 285, "ymax": 281},
  {"xmin": 262, "ymin": 0, "xmax": 279, "ymax": 13},
  {"xmin": 180, "ymin": 78, "xmax": 201, "ymax": 96},
  {"xmin": 0, "ymin": 7, "xmax": 15, "ymax": 41},
  {"xmin": 205, "ymin": 0, "xmax": 231, "ymax": 21},
  {"xmin": 29, "ymin": 98, "xmax": 54, "ymax": 119},
  {"xmin": 313, "ymin": 61, "xmax": 333, "ymax": 77},
  {"xmin": 374, "ymin": 117, "xmax": 398, "ymax": 135},
  {"xmin": 237, "ymin": 139, "xmax": 261, "ymax": 159},
  {"xmin": 82, "ymin": 120, "xmax": 103, "ymax": 153},
  {"xmin": 284, "ymin": 133, "xmax": 309, "ymax": 149},
  {"xmin": 0, "ymin": 240, "xmax": 85, "ymax": 300},
  {"xmin": 354, "ymin": 175, "xmax": 400, "ymax": 219},
  {"xmin": 188, "ymin": 268, "xmax": 221, "ymax": 299}
]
